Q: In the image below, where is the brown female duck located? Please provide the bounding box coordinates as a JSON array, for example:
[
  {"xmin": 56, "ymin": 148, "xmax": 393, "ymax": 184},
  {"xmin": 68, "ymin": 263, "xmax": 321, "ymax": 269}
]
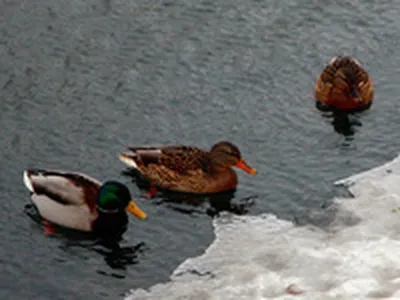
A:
[
  {"xmin": 119, "ymin": 141, "xmax": 256, "ymax": 194},
  {"xmin": 314, "ymin": 56, "xmax": 374, "ymax": 112}
]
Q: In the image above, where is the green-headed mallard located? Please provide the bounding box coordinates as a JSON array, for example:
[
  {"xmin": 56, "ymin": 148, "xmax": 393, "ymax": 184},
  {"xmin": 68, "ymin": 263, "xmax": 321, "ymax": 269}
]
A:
[
  {"xmin": 119, "ymin": 141, "xmax": 256, "ymax": 194},
  {"xmin": 314, "ymin": 56, "xmax": 374, "ymax": 112},
  {"xmin": 23, "ymin": 169, "xmax": 147, "ymax": 235}
]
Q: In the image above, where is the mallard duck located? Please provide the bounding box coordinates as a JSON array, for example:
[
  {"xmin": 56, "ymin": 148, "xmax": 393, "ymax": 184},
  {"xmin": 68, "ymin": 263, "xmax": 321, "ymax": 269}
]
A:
[
  {"xmin": 314, "ymin": 56, "xmax": 374, "ymax": 112},
  {"xmin": 119, "ymin": 141, "xmax": 256, "ymax": 194},
  {"xmin": 23, "ymin": 169, "xmax": 147, "ymax": 236}
]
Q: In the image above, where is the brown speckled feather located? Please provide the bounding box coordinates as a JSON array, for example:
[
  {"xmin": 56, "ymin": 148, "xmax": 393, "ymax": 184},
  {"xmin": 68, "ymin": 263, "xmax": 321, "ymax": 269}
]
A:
[
  {"xmin": 121, "ymin": 145, "xmax": 238, "ymax": 193},
  {"xmin": 314, "ymin": 56, "xmax": 374, "ymax": 110},
  {"xmin": 128, "ymin": 145, "xmax": 211, "ymax": 174}
]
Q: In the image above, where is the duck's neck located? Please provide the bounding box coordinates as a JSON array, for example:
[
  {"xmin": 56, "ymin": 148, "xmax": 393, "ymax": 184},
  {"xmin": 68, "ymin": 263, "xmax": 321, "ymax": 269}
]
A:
[
  {"xmin": 209, "ymin": 167, "xmax": 238, "ymax": 191},
  {"xmin": 96, "ymin": 205, "xmax": 120, "ymax": 214},
  {"xmin": 208, "ymin": 159, "xmax": 228, "ymax": 175},
  {"xmin": 208, "ymin": 152, "xmax": 228, "ymax": 169},
  {"xmin": 92, "ymin": 210, "xmax": 128, "ymax": 238}
]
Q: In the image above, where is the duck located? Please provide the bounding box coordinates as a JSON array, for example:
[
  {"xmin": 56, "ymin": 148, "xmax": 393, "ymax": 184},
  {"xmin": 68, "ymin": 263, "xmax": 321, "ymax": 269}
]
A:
[
  {"xmin": 119, "ymin": 141, "xmax": 257, "ymax": 194},
  {"xmin": 23, "ymin": 169, "xmax": 147, "ymax": 236},
  {"xmin": 314, "ymin": 56, "xmax": 374, "ymax": 112}
]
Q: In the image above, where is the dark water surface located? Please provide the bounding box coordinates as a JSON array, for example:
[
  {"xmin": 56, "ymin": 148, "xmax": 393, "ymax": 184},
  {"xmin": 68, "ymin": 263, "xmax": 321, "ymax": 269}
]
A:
[{"xmin": 2, "ymin": 1, "xmax": 400, "ymax": 299}]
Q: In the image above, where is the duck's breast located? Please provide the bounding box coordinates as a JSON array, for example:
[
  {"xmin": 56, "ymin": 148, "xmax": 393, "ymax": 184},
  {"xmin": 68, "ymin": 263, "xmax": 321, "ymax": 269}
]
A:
[
  {"xmin": 206, "ymin": 168, "xmax": 238, "ymax": 193},
  {"xmin": 32, "ymin": 194, "xmax": 97, "ymax": 231}
]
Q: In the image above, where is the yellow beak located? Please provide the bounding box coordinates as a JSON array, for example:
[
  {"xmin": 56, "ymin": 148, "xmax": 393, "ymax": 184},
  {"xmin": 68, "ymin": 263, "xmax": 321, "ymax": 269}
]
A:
[{"xmin": 125, "ymin": 200, "xmax": 147, "ymax": 220}]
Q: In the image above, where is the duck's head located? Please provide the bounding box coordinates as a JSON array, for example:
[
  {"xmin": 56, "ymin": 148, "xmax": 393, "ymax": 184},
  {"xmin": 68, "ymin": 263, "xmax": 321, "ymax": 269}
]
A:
[
  {"xmin": 341, "ymin": 69, "xmax": 362, "ymax": 104},
  {"xmin": 210, "ymin": 141, "xmax": 257, "ymax": 175},
  {"xmin": 97, "ymin": 181, "xmax": 147, "ymax": 220},
  {"xmin": 348, "ymin": 78, "xmax": 362, "ymax": 104}
]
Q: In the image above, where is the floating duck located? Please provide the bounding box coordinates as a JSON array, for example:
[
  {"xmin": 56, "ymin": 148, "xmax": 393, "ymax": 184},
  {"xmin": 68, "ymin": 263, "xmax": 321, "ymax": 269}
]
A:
[
  {"xmin": 119, "ymin": 141, "xmax": 256, "ymax": 194},
  {"xmin": 23, "ymin": 169, "xmax": 147, "ymax": 236},
  {"xmin": 314, "ymin": 56, "xmax": 374, "ymax": 112}
]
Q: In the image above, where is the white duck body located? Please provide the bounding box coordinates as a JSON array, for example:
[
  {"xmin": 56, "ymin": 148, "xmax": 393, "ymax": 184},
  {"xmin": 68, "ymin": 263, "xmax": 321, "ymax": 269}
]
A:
[{"xmin": 23, "ymin": 169, "xmax": 101, "ymax": 232}]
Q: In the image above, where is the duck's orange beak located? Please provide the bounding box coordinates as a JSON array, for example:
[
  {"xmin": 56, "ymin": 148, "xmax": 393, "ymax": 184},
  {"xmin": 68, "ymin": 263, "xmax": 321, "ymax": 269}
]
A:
[
  {"xmin": 235, "ymin": 159, "xmax": 257, "ymax": 175},
  {"xmin": 126, "ymin": 200, "xmax": 147, "ymax": 220}
]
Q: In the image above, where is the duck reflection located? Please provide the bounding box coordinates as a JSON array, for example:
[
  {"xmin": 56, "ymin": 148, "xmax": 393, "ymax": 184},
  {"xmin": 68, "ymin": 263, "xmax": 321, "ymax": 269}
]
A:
[
  {"xmin": 121, "ymin": 169, "xmax": 256, "ymax": 217},
  {"xmin": 24, "ymin": 203, "xmax": 147, "ymax": 274},
  {"xmin": 322, "ymin": 111, "xmax": 362, "ymax": 137},
  {"xmin": 59, "ymin": 238, "xmax": 147, "ymax": 278},
  {"xmin": 89, "ymin": 240, "xmax": 146, "ymax": 271}
]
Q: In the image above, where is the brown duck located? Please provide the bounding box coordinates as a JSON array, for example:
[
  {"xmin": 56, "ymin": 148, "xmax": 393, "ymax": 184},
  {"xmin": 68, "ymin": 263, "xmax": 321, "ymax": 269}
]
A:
[
  {"xmin": 119, "ymin": 141, "xmax": 256, "ymax": 194},
  {"xmin": 314, "ymin": 56, "xmax": 374, "ymax": 112}
]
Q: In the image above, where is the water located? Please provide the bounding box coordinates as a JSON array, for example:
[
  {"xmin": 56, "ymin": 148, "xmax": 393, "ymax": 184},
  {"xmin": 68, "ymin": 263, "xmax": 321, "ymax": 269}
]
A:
[
  {"xmin": 2, "ymin": 0, "xmax": 400, "ymax": 299},
  {"xmin": 128, "ymin": 155, "xmax": 400, "ymax": 299}
]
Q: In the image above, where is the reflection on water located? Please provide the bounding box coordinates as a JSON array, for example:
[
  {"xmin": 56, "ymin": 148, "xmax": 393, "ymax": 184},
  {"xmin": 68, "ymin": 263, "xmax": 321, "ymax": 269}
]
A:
[
  {"xmin": 24, "ymin": 203, "xmax": 147, "ymax": 275},
  {"xmin": 58, "ymin": 239, "xmax": 147, "ymax": 279},
  {"xmin": 332, "ymin": 111, "xmax": 362, "ymax": 137},
  {"xmin": 321, "ymin": 111, "xmax": 363, "ymax": 137},
  {"xmin": 91, "ymin": 242, "xmax": 146, "ymax": 271},
  {"xmin": 121, "ymin": 169, "xmax": 257, "ymax": 217}
]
